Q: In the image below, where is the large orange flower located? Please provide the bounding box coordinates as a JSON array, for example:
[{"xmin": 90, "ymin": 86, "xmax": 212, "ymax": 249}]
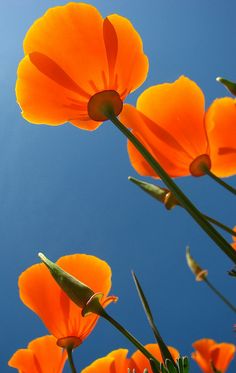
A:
[
  {"xmin": 19, "ymin": 254, "xmax": 117, "ymax": 349},
  {"xmin": 192, "ymin": 338, "xmax": 235, "ymax": 373},
  {"xmin": 81, "ymin": 344, "xmax": 179, "ymax": 372},
  {"xmin": 16, "ymin": 2, "xmax": 148, "ymax": 130},
  {"xmin": 119, "ymin": 76, "xmax": 236, "ymax": 178},
  {"xmin": 8, "ymin": 335, "xmax": 67, "ymax": 373}
]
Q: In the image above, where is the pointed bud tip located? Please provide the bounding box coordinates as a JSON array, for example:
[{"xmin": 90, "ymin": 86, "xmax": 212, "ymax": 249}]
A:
[{"xmin": 38, "ymin": 252, "xmax": 46, "ymax": 261}]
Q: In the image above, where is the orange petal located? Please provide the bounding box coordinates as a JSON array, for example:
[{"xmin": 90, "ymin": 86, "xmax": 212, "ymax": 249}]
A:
[
  {"xmin": 9, "ymin": 349, "xmax": 37, "ymax": 373},
  {"xmin": 211, "ymin": 343, "xmax": 235, "ymax": 373},
  {"xmin": 120, "ymin": 77, "xmax": 208, "ymax": 178},
  {"xmin": 81, "ymin": 349, "xmax": 128, "ymax": 373},
  {"xmin": 130, "ymin": 344, "xmax": 179, "ymax": 372},
  {"xmin": 16, "ymin": 55, "xmax": 89, "ymax": 125},
  {"xmin": 105, "ymin": 15, "xmax": 148, "ymax": 98},
  {"xmin": 8, "ymin": 335, "xmax": 67, "ymax": 373},
  {"xmin": 192, "ymin": 339, "xmax": 216, "ymax": 373},
  {"xmin": 23, "ymin": 3, "xmax": 107, "ymax": 97},
  {"xmin": 17, "ymin": 3, "xmax": 107, "ymax": 126},
  {"xmin": 206, "ymin": 97, "xmax": 236, "ymax": 177},
  {"xmin": 81, "ymin": 356, "xmax": 114, "ymax": 373},
  {"xmin": 107, "ymin": 349, "xmax": 129, "ymax": 371},
  {"xmin": 19, "ymin": 254, "xmax": 113, "ymax": 341}
]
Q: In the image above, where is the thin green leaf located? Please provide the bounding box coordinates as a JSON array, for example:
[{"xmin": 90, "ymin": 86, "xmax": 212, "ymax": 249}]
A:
[
  {"xmin": 165, "ymin": 359, "xmax": 178, "ymax": 373},
  {"xmin": 132, "ymin": 271, "xmax": 177, "ymax": 367},
  {"xmin": 182, "ymin": 357, "xmax": 189, "ymax": 373},
  {"xmin": 149, "ymin": 358, "xmax": 160, "ymax": 373}
]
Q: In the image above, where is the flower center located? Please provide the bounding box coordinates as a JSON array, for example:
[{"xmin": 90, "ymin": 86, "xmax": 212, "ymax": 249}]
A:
[
  {"xmin": 88, "ymin": 90, "xmax": 123, "ymax": 121},
  {"xmin": 189, "ymin": 154, "xmax": 211, "ymax": 177},
  {"xmin": 57, "ymin": 336, "xmax": 82, "ymax": 349}
]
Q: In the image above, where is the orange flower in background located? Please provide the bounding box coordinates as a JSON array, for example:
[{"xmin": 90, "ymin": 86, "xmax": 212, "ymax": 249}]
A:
[
  {"xmin": 19, "ymin": 254, "xmax": 117, "ymax": 349},
  {"xmin": 231, "ymin": 227, "xmax": 236, "ymax": 250},
  {"xmin": 81, "ymin": 344, "xmax": 179, "ymax": 372},
  {"xmin": 120, "ymin": 76, "xmax": 236, "ymax": 178},
  {"xmin": 8, "ymin": 335, "xmax": 67, "ymax": 373},
  {"xmin": 16, "ymin": 2, "xmax": 148, "ymax": 129},
  {"xmin": 192, "ymin": 338, "xmax": 235, "ymax": 373}
]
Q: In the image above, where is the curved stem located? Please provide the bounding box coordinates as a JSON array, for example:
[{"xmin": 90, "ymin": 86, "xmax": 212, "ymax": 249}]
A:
[
  {"xmin": 106, "ymin": 112, "xmax": 236, "ymax": 264},
  {"xmin": 204, "ymin": 168, "xmax": 236, "ymax": 196},
  {"xmin": 204, "ymin": 278, "xmax": 236, "ymax": 313},
  {"xmin": 101, "ymin": 310, "xmax": 161, "ymax": 370},
  {"xmin": 202, "ymin": 214, "xmax": 236, "ymax": 237},
  {"xmin": 67, "ymin": 347, "xmax": 77, "ymax": 373}
]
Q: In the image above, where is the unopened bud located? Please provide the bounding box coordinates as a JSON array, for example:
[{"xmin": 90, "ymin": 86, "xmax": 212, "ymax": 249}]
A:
[
  {"xmin": 186, "ymin": 247, "xmax": 208, "ymax": 281},
  {"xmin": 216, "ymin": 77, "xmax": 236, "ymax": 96},
  {"xmin": 38, "ymin": 252, "xmax": 105, "ymax": 315}
]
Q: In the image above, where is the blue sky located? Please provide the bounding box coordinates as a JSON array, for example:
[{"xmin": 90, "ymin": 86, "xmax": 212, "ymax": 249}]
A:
[{"xmin": 0, "ymin": 1, "xmax": 236, "ymax": 372}]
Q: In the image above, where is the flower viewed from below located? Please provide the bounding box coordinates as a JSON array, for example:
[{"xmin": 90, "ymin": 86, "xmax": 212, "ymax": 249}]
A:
[
  {"xmin": 16, "ymin": 2, "xmax": 148, "ymax": 129},
  {"xmin": 231, "ymin": 227, "xmax": 236, "ymax": 250},
  {"xmin": 192, "ymin": 338, "xmax": 235, "ymax": 373},
  {"xmin": 81, "ymin": 344, "xmax": 179, "ymax": 372},
  {"xmin": 8, "ymin": 335, "xmax": 67, "ymax": 373},
  {"xmin": 19, "ymin": 254, "xmax": 117, "ymax": 349},
  {"xmin": 119, "ymin": 76, "xmax": 236, "ymax": 178}
]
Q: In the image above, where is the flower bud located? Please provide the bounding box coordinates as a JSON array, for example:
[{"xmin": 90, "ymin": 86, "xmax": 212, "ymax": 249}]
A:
[
  {"xmin": 216, "ymin": 77, "xmax": 236, "ymax": 96},
  {"xmin": 186, "ymin": 247, "xmax": 208, "ymax": 281},
  {"xmin": 38, "ymin": 252, "xmax": 104, "ymax": 314}
]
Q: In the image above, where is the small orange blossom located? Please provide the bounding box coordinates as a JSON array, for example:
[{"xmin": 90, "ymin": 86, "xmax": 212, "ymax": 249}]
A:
[
  {"xmin": 192, "ymin": 338, "xmax": 235, "ymax": 373},
  {"xmin": 120, "ymin": 76, "xmax": 236, "ymax": 178},
  {"xmin": 8, "ymin": 335, "xmax": 67, "ymax": 373},
  {"xmin": 81, "ymin": 344, "xmax": 179, "ymax": 373},
  {"xmin": 19, "ymin": 254, "xmax": 117, "ymax": 349}
]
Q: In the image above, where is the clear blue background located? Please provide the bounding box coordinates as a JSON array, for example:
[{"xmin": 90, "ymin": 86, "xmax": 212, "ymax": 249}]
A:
[{"xmin": 0, "ymin": 1, "xmax": 236, "ymax": 372}]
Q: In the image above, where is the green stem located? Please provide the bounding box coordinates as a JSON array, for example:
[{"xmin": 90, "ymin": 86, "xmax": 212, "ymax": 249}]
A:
[
  {"xmin": 203, "ymin": 214, "xmax": 236, "ymax": 237},
  {"xmin": 101, "ymin": 310, "xmax": 161, "ymax": 370},
  {"xmin": 204, "ymin": 278, "xmax": 236, "ymax": 313},
  {"xmin": 203, "ymin": 168, "xmax": 236, "ymax": 196},
  {"xmin": 107, "ymin": 112, "xmax": 236, "ymax": 264},
  {"xmin": 67, "ymin": 347, "xmax": 77, "ymax": 373}
]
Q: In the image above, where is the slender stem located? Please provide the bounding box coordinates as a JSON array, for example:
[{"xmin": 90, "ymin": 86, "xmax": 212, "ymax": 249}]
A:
[
  {"xmin": 204, "ymin": 278, "xmax": 236, "ymax": 313},
  {"xmin": 203, "ymin": 168, "xmax": 236, "ymax": 196},
  {"xmin": 101, "ymin": 310, "xmax": 161, "ymax": 370},
  {"xmin": 203, "ymin": 214, "xmax": 236, "ymax": 237},
  {"xmin": 107, "ymin": 112, "xmax": 236, "ymax": 264},
  {"xmin": 67, "ymin": 347, "xmax": 77, "ymax": 373}
]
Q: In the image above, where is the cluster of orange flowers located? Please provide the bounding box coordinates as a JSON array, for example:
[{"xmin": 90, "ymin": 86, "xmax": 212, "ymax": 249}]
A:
[
  {"xmin": 9, "ymin": 2, "xmax": 236, "ymax": 373},
  {"xmin": 16, "ymin": 3, "xmax": 236, "ymax": 178},
  {"xmin": 9, "ymin": 253, "xmax": 235, "ymax": 372}
]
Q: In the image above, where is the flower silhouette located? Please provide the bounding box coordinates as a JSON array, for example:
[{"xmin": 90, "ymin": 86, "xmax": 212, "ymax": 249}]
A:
[
  {"xmin": 81, "ymin": 344, "xmax": 179, "ymax": 372},
  {"xmin": 120, "ymin": 76, "xmax": 236, "ymax": 178},
  {"xmin": 8, "ymin": 335, "xmax": 67, "ymax": 373},
  {"xmin": 19, "ymin": 254, "xmax": 117, "ymax": 349},
  {"xmin": 192, "ymin": 338, "xmax": 235, "ymax": 373},
  {"xmin": 16, "ymin": 2, "xmax": 148, "ymax": 129}
]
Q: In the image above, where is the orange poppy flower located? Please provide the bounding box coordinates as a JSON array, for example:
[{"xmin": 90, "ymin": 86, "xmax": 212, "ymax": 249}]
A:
[
  {"xmin": 119, "ymin": 76, "xmax": 236, "ymax": 178},
  {"xmin": 8, "ymin": 335, "xmax": 67, "ymax": 373},
  {"xmin": 19, "ymin": 254, "xmax": 117, "ymax": 349},
  {"xmin": 231, "ymin": 227, "xmax": 236, "ymax": 250},
  {"xmin": 192, "ymin": 338, "xmax": 235, "ymax": 373},
  {"xmin": 81, "ymin": 344, "xmax": 179, "ymax": 372},
  {"xmin": 16, "ymin": 2, "xmax": 148, "ymax": 129}
]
